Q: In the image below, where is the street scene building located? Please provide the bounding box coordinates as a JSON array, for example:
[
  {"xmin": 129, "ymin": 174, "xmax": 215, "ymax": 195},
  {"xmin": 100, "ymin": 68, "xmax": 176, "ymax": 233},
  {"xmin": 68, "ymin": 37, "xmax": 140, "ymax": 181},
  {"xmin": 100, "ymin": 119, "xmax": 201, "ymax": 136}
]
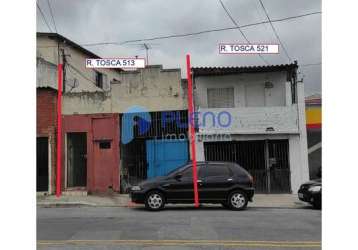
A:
[
  {"xmin": 33, "ymin": 1, "xmax": 323, "ymax": 248},
  {"xmin": 37, "ymin": 32, "xmax": 122, "ymax": 194},
  {"xmin": 37, "ymin": 33, "xmax": 310, "ymax": 195},
  {"xmin": 192, "ymin": 64, "xmax": 309, "ymax": 193},
  {"xmin": 63, "ymin": 64, "xmax": 189, "ymax": 192},
  {"xmin": 37, "ymin": 32, "xmax": 189, "ymax": 194},
  {"xmin": 305, "ymin": 94, "xmax": 322, "ymax": 179}
]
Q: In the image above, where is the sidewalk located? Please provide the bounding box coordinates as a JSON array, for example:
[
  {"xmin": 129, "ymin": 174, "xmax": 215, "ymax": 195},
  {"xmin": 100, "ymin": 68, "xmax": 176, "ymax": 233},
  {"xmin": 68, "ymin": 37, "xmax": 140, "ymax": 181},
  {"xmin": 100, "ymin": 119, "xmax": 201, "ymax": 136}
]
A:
[{"xmin": 37, "ymin": 193, "xmax": 307, "ymax": 208}]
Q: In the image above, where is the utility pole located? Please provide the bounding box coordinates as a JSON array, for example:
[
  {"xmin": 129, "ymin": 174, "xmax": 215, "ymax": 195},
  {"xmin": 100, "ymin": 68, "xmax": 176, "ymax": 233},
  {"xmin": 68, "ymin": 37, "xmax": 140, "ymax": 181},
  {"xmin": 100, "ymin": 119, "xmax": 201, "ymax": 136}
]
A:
[
  {"xmin": 186, "ymin": 54, "xmax": 199, "ymax": 207},
  {"xmin": 56, "ymin": 60, "xmax": 63, "ymax": 198},
  {"xmin": 61, "ymin": 48, "xmax": 66, "ymax": 93}
]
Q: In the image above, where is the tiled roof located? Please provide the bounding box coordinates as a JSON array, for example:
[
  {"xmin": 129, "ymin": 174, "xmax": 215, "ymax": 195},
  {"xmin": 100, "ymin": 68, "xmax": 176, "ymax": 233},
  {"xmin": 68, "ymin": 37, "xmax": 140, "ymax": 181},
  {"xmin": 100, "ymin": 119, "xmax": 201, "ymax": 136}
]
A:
[
  {"xmin": 305, "ymin": 94, "xmax": 321, "ymax": 105},
  {"xmin": 192, "ymin": 63, "xmax": 298, "ymax": 76}
]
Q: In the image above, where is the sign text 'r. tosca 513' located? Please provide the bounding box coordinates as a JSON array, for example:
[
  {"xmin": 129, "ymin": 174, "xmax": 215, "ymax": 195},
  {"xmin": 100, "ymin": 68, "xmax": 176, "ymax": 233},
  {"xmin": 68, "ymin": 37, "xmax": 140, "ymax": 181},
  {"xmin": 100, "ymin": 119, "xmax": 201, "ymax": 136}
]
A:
[{"xmin": 85, "ymin": 58, "xmax": 146, "ymax": 69}]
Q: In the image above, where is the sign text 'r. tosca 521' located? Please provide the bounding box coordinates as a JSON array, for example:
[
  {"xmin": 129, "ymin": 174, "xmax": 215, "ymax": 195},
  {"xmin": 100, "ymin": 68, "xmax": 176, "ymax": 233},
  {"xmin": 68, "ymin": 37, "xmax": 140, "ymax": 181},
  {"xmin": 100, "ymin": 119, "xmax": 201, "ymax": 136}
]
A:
[{"xmin": 219, "ymin": 44, "xmax": 279, "ymax": 54}]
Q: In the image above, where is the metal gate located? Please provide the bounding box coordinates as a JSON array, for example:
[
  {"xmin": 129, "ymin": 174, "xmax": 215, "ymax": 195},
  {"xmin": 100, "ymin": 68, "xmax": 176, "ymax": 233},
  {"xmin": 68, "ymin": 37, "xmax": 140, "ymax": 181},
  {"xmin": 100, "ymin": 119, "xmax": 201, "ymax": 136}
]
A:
[
  {"xmin": 120, "ymin": 110, "xmax": 189, "ymax": 193},
  {"xmin": 268, "ymin": 140, "xmax": 291, "ymax": 193},
  {"xmin": 120, "ymin": 138, "xmax": 147, "ymax": 191},
  {"xmin": 146, "ymin": 139, "xmax": 188, "ymax": 178},
  {"xmin": 204, "ymin": 140, "xmax": 290, "ymax": 193}
]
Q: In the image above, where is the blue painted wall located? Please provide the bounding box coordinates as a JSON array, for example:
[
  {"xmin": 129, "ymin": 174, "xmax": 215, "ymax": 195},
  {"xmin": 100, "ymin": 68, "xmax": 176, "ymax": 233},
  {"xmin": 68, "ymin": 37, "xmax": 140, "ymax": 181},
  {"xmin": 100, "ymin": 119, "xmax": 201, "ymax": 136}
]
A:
[{"xmin": 146, "ymin": 139, "xmax": 188, "ymax": 178}]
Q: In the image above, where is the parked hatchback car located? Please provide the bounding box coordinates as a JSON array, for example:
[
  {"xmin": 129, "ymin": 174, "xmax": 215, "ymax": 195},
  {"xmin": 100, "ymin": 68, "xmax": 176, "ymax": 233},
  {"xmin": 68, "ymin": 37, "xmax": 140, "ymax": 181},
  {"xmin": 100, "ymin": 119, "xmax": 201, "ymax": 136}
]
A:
[
  {"xmin": 130, "ymin": 161, "xmax": 255, "ymax": 211},
  {"xmin": 298, "ymin": 179, "xmax": 321, "ymax": 209}
]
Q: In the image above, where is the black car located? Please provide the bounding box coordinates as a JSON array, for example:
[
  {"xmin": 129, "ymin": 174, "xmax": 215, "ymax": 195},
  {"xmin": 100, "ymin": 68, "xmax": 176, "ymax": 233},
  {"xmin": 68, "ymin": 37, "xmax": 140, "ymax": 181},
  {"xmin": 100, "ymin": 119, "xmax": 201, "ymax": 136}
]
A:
[
  {"xmin": 130, "ymin": 161, "xmax": 255, "ymax": 211},
  {"xmin": 298, "ymin": 179, "xmax": 321, "ymax": 209}
]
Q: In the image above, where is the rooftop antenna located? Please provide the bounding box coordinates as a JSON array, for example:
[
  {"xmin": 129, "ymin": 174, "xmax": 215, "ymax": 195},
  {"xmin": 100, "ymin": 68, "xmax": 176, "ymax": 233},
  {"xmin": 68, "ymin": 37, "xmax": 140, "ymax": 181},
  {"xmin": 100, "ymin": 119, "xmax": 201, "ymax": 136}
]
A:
[
  {"xmin": 125, "ymin": 43, "xmax": 160, "ymax": 66},
  {"xmin": 143, "ymin": 43, "xmax": 150, "ymax": 65}
]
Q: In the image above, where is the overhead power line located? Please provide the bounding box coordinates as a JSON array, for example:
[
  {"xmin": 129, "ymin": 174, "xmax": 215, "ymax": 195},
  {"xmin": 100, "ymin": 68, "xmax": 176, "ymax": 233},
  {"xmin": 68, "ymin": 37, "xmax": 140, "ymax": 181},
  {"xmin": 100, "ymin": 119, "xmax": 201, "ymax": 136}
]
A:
[
  {"xmin": 258, "ymin": 0, "xmax": 292, "ymax": 62},
  {"xmin": 47, "ymin": 0, "xmax": 58, "ymax": 33},
  {"xmin": 37, "ymin": 2, "xmax": 53, "ymax": 32},
  {"xmin": 37, "ymin": 11, "xmax": 321, "ymax": 48},
  {"xmin": 218, "ymin": 0, "xmax": 270, "ymax": 65},
  {"xmin": 219, "ymin": 0, "xmax": 251, "ymax": 43},
  {"xmin": 119, "ymin": 11, "xmax": 321, "ymax": 46}
]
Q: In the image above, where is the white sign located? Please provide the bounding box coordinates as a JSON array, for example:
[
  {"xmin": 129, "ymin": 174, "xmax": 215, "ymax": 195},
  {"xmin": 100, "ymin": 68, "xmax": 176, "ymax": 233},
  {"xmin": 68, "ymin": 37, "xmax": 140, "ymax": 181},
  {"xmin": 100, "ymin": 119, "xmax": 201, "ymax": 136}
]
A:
[
  {"xmin": 85, "ymin": 58, "xmax": 146, "ymax": 69},
  {"xmin": 219, "ymin": 44, "xmax": 279, "ymax": 54}
]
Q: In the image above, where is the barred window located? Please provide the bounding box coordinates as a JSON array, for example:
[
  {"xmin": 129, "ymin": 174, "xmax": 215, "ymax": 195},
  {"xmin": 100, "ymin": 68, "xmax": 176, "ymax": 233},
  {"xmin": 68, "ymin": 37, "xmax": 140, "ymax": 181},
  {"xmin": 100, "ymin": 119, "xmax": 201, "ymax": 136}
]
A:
[{"xmin": 207, "ymin": 87, "xmax": 234, "ymax": 108}]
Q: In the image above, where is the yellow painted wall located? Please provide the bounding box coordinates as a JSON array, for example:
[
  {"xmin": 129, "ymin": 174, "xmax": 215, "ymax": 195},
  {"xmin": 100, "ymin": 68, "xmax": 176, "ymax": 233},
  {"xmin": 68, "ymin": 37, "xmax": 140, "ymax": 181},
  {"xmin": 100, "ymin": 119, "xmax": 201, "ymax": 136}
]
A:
[{"xmin": 306, "ymin": 107, "xmax": 321, "ymax": 125}]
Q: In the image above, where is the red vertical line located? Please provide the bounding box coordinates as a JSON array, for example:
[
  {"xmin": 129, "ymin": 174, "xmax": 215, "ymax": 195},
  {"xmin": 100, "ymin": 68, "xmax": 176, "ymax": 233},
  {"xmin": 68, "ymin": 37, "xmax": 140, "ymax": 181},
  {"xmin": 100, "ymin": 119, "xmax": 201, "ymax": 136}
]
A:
[
  {"xmin": 186, "ymin": 54, "xmax": 199, "ymax": 207},
  {"xmin": 56, "ymin": 64, "xmax": 63, "ymax": 197}
]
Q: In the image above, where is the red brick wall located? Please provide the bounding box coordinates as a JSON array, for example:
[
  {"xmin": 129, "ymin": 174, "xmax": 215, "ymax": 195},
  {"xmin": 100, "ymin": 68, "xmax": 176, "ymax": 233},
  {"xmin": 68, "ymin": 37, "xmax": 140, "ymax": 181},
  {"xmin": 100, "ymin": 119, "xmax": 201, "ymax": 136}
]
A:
[{"xmin": 37, "ymin": 88, "xmax": 57, "ymax": 193}]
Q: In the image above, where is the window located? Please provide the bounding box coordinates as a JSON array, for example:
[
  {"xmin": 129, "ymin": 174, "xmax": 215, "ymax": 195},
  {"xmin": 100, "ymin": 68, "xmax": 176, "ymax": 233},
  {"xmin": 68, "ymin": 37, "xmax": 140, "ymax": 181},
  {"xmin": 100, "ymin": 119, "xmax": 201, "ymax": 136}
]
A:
[
  {"xmin": 207, "ymin": 88, "xmax": 234, "ymax": 108},
  {"xmin": 95, "ymin": 71, "xmax": 108, "ymax": 90},
  {"xmin": 99, "ymin": 141, "xmax": 111, "ymax": 149},
  {"xmin": 231, "ymin": 163, "xmax": 250, "ymax": 176},
  {"xmin": 180, "ymin": 165, "xmax": 201, "ymax": 178},
  {"xmin": 181, "ymin": 167, "xmax": 193, "ymax": 178},
  {"xmin": 95, "ymin": 71, "xmax": 103, "ymax": 88},
  {"xmin": 200, "ymin": 164, "xmax": 231, "ymax": 178}
]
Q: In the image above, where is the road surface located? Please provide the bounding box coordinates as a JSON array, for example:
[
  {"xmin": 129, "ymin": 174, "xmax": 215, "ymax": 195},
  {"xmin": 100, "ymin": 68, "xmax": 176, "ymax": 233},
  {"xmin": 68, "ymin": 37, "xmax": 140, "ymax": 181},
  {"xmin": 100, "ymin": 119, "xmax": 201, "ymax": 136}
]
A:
[{"xmin": 37, "ymin": 205, "xmax": 321, "ymax": 249}]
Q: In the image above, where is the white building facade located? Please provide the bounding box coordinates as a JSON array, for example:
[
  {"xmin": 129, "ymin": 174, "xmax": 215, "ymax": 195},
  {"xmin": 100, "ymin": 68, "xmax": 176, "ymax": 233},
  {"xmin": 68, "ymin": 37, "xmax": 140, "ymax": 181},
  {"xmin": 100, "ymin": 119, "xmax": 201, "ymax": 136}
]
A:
[{"xmin": 192, "ymin": 64, "xmax": 309, "ymax": 193}]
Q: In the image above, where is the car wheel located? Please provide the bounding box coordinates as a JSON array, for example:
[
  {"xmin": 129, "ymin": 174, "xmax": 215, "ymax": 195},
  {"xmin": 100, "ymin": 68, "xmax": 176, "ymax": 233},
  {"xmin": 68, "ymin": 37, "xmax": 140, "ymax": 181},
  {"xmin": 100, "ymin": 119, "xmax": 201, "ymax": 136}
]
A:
[
  {"xmin": 145, "ymin": 191, "xmax": 165, "ymax": 211},
  {"xmin": 228, "ymin": 190, "xmax": 248, "ymax": 210}
]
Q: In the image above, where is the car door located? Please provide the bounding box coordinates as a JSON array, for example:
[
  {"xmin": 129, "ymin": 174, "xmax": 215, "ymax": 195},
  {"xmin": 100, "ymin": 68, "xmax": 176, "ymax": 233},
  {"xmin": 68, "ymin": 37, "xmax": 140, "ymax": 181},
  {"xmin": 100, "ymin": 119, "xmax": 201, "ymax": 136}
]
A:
[
  {"xmin": 199, "ymin": 164, "xmax": 235, "ymax": 201},
  {"xmin": 164, "ymin": 164, "xmax": 201, "ymax": 202}
]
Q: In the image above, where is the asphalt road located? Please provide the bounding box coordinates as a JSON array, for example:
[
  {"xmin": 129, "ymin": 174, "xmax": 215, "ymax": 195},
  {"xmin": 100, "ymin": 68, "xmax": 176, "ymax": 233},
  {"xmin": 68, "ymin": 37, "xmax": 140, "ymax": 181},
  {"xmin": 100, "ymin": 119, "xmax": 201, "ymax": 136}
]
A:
[{"xmin": 37, "ymin": 205, "xmax": 321, "ymax": 250}]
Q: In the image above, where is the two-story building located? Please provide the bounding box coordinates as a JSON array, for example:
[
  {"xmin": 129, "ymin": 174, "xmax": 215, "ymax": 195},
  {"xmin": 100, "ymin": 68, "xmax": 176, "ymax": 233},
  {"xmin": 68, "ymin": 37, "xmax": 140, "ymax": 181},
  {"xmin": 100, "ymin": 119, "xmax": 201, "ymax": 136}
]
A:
[
  {"xmin": 37, "ymin": 32, "xmax": 309, "ymax": 195},
  {"xmin": 37, "ymin": 32, "xmax": 190, "ymax": 194},
  {"xmin": 192, "ymin": 63, "xmax": 309, "ymax": 193},
  {"xmin": 37, "ymin": 32, "xmax": 122, "ymax": 194},
  {"xmin": 63, "ymin": 64, "xmax": 189, "ymax": 192}
]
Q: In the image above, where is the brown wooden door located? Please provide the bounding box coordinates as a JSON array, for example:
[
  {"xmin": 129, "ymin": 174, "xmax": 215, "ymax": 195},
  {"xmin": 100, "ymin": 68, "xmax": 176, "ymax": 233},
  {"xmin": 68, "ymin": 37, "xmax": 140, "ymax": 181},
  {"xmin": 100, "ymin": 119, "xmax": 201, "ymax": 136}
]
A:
[
  {"xmin": 92, "ymin": 117, "xmax": 117, "ymax": 192},
  {"xmin": 93, "ymin": 140, "xmax": 115, "ymax": 192}
]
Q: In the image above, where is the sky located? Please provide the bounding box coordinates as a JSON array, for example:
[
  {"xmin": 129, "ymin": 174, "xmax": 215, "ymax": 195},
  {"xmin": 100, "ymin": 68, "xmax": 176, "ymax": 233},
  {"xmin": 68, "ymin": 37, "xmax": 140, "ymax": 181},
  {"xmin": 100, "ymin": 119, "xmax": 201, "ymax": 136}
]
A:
[{"xmin": 36, "ymin": 0, "xmax": 321, "ymax": 96}]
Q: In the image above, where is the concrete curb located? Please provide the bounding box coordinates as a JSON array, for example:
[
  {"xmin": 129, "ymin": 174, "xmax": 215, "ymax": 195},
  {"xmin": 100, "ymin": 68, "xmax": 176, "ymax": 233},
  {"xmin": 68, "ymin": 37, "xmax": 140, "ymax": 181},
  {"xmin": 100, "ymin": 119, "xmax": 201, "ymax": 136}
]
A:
[
  {"xmin": 37, "ymin": 201, "xmax": 98, "ymax": 208},
  {"xmin": 37, "ymin": 201, "xmax": 307, "ymax": 209},
  {"xmin": 37, "ymin": 194, "xmax": 308, "ymax": 209}
]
